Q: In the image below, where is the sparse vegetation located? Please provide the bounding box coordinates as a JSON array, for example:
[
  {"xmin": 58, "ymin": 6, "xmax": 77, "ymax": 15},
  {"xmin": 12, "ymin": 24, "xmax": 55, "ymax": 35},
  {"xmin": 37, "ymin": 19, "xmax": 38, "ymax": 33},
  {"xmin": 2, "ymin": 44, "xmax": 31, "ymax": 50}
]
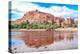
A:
[{"xmin": 10, "ymin": 21, "xmax": 61, "ymax": 29}]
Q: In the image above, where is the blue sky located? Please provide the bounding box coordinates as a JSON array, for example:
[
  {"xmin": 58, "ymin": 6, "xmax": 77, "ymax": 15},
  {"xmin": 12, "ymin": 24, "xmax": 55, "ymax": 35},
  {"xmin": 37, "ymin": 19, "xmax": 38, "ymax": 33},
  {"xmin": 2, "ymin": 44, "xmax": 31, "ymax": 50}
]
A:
[
  {"xmin": 10, "ymin": 1, "xmax": 78, "ymax": 21},
  {"xmin": 32, "ymin": 2, "xmax": 78, "ymax": 10}
]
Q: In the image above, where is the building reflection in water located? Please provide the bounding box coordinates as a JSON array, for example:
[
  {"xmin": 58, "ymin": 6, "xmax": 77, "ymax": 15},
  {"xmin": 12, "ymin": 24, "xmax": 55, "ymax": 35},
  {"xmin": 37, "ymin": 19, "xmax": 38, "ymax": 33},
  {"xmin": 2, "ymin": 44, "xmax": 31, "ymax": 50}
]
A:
[
  {"xmin": 54, "ymin": 31, "xmax": 74, "ymax": 42},
  {"xmin": 19, "ymin": 30, "xmax": 76, "ymax": 48}
]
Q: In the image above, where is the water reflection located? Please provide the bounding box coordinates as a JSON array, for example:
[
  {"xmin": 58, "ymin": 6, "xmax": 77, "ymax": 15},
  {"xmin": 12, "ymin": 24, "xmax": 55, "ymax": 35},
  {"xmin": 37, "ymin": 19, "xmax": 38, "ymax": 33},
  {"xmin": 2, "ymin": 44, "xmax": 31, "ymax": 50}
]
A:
[
  {"xmin": 21, "ymin": 31, "xmax": 54, "ymax": 48},
  {"xmin": 10, "ymin": 30, "xmax": 78, "ymax": 48},
  {"xmin": 54, "ymin": 31, "xmax": 77, "ymax": 42},
  {"xmin": 9, "ymin": 31, "xmax": 78, "ymax": 52}
]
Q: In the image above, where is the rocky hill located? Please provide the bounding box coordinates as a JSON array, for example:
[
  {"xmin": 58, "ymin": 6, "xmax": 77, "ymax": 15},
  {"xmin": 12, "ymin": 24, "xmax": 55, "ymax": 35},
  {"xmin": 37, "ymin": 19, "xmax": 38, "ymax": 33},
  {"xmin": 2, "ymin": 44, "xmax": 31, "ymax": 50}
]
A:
[
  {"xmin": 14, "ymin": 10, "xmax": 56, "ymax": 24},
  {"xmin": 12, "ymin": 10, "xmax": 75, "ymax": 27}
]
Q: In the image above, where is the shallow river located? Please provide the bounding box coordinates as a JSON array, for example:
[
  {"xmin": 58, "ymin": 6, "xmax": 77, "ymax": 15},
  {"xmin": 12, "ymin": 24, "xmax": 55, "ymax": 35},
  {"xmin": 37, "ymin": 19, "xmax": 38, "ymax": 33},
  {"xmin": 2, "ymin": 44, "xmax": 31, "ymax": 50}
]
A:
[{"xmin": 9, "ymin": 31, "xmax": 78, "ymax": 53}]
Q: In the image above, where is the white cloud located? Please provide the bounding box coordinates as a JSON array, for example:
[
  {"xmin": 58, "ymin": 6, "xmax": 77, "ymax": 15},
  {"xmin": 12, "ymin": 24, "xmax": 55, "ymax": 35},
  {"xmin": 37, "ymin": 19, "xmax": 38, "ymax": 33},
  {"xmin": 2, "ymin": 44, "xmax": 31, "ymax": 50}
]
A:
[
  {"xmin": 11, "ymin": 1, "xmax": 78, "ymax": 20},
  {"xmin": 10, "ymin": 0, "xmax": 78, "ymax": 5}
]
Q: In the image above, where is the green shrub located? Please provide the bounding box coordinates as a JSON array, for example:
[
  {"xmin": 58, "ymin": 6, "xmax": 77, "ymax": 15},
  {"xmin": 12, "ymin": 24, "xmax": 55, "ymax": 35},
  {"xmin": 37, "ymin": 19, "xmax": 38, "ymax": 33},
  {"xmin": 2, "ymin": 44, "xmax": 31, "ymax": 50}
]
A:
[{"xmin": 10, "ymin": 21, "xmax": 65, "ymax": 29}]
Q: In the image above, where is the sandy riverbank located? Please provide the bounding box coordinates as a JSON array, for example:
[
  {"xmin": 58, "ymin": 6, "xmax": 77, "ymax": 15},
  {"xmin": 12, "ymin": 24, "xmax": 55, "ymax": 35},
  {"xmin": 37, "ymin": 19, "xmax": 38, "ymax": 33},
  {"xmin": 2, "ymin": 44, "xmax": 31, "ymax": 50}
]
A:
[
  {"xmin": 10, "ymin": 28, "xmax": 77, "ymax": 32},
  {"xmin": 54, "ymin": 28, "xmax": 78, "ymax": 32}
]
